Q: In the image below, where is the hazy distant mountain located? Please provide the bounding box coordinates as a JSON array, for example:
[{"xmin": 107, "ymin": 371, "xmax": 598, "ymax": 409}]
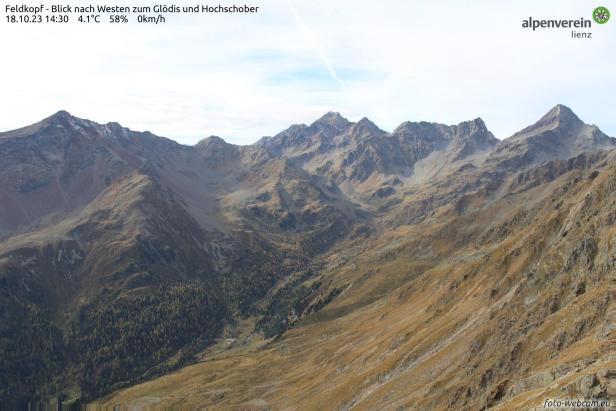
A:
[{"xmin": 0, "ymin": 105, "xmax": 613, "ymax": 409}]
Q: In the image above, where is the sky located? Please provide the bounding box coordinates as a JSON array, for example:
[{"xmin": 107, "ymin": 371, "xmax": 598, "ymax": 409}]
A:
[{"xmin": 1, "ymin": 0, "xmax": 615, "ymax": 145}]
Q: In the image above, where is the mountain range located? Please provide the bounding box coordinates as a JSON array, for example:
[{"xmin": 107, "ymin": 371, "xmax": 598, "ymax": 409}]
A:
[{"xmin": 0, "ymin": 105, "xmax": 614, "ymax": 409}]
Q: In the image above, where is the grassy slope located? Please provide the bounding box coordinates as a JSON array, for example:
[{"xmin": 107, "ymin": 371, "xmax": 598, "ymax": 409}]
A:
[{"xmin": 94, "ymin": 157, "xmax": 614, "ymax": 409}]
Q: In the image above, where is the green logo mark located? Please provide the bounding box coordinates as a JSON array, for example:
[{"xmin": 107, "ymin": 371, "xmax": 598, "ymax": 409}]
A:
[{"xmin": 593, "ymin": 6, "xmax": 610, "ymax": 24}]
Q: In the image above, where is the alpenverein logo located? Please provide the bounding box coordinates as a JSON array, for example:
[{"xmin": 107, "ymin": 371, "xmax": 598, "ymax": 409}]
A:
[
  {"xmin": 593, "ymin": 6, "xmax": 610, "ymax": 24},
  {"xmin": 522, "ymin": 6, "xmax": 610, "ymax": 38}
]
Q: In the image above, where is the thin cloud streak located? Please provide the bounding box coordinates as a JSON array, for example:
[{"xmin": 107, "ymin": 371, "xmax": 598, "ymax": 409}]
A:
[{"xmin": 286, "ymin": 0, "xmax": 345, "ymax": 87}]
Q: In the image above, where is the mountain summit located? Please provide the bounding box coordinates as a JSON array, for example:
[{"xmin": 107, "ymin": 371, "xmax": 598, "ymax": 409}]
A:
[
  {"xmin": 509, "ymin": 104, "xmax": 583, "ymax": 141},
  {"xmin": 311, "ymin": 111, "xmax": 352, "ymax": 131},
  {"xmin": 490, "ymin": 105, "xmax": 615, "ymax": 169}
]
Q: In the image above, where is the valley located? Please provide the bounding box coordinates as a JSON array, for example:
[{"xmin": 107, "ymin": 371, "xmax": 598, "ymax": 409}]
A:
[{"xmin": 0, "ymin": 105, "xmax": 613, "ymax": 409}]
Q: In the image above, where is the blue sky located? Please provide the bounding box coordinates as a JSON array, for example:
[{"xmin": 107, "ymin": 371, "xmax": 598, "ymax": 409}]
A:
[{"xmin": 1, "ymin": 0, "xmax": 615, "ymax": 144}]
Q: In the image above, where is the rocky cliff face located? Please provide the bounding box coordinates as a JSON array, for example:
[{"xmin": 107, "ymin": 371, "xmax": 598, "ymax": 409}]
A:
[{"xmin": 0, "ymin": 105, "xmax": 614, "ymax": 409}]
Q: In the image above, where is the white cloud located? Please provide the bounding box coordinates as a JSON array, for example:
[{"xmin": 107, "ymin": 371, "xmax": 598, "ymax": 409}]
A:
[{"xmin": 1, "ymin": 0, "xmax": 614, "ymax": 144}]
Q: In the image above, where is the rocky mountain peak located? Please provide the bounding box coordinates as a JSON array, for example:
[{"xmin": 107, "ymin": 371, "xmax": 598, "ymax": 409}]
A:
[
  {"xmin": 351, "ymin": 117, "xmax": 382, "ymax": 138},
  {"xmin": 392, "ymin": 121, "xmax": 427, "ymax": 135},
  {"xmin": 48, "ymin": 109, "xmax": 73, "ymax": 120},
  {"xmin": 510, "ymin": 104, "xmax": 584, "ymax": 142},
  {"xmin": 315, "ymin": 111, "xmax": 351, "ymax": 126},
  {"xmin": 310, "ymin": 112, "xmax": 352, "ymax": 136},
  {"xmin": 545, "ymin": 104, "xmax": 579, "ymax": 120},
  {"xmin": 537, "ymin": 104, "xmax": 582, "ymax": 128},
  {"xmin": 196, "ymin": 135, "xmax": 230, "ymax": 147},
  {"xmin": 452, "ymin": 118, "xmax": 497, "ymax": 145},
  {"xmin": 0, "ymin": 110, "xmax": 90, "ymax": 141},
  {"xmin": 44, "ymin": 110, "xmax": 88, "ymax": 128},
  {"xmin": 195, "ymin": 135, "xmax": 239, "ymax": 161},
  {"xmin": 457, "ymin": 117, "xmax": 488, "ymax": 133},
  {"xmin": 490, "ymin": 104, "xmax": 615, "ymax": 170}
]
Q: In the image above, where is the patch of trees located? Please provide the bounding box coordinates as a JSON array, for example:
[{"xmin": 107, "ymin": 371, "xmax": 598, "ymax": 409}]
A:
[
  {"xmin": 0, "ymin": 298, "xmax": 65, "ymax": 400},
  {"xmin": 76, "ymin": 283, "xmax": 226, "ymax": 399}
]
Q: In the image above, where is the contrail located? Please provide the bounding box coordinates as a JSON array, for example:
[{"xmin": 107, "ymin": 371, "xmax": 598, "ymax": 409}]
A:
[{"xmin": 286, "ymin": 1, "xmax": 345, "ymax": 87}]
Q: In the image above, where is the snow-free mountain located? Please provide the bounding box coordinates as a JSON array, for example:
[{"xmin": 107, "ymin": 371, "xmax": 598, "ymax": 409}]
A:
[{"xmin": 0, "ymin": 105, "xmax": 613, "ymax": 409}]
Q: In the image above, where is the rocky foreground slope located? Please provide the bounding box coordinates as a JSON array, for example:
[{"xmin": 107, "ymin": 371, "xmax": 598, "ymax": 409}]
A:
[{"xmin": 0, "ymin": 105, "xmax": 614, "ymax": 409}]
